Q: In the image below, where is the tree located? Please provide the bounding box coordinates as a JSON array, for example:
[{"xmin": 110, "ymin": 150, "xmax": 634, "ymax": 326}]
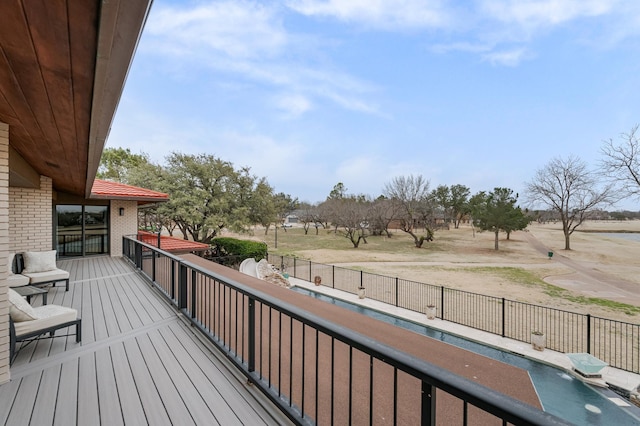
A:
[
  {"xmin": 432, "ymin": 185, "xmax": 452, "ymax": 224},
  {"xmin": 331, "ymin": 196, "xmax": 370, "ymax": 248},
  {"xmin": 273, "ymin": 192, "xmax": 299, "ymax": 232},
  {"xmin": 383, "ymin": 175, "xmax": 433, "ymax": 248},
  {"xmin": 469, "ymin": 188, "xmax": 528, "ymax": 250},
  {"xmin": 368, "ymin": 196, "xmax": 398, "ymax": 237},
  {"xmin": 450, "ymin": 184, "xmax": 471, "ymax": 229},
  {"xmin": 601, "ymin": 124, "xmax": 640, "ymax": 201},
  {"xmin": 97, "ymin": 147, "xmax": 150, "ymax": 183},
  {"xmin": 247, "ymin": 178, "xmax": 277, "ymax": 235},
  {"xmin": 160, "ymin": 153, "xmax": 255, "ymax": 244},
  {"xmin": 525, "ymin": 156, "xmax": 613, "ymax": 250},
  {"xmin": 328, "ymin": 182, "xmax": 347, "ymax": 200}
]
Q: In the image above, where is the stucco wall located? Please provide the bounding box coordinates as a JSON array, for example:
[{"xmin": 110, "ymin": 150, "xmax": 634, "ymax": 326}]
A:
[
  {"xmin": 110, "ymin": 200, "xmax": 138, "ymax": 256},
  {"xmin": 1, "ymin": 122, "xmax": 11, "ymax": 384},
  {"xmin": 9, "ymin": 176, "xmax": 53, "ymax": 253}
]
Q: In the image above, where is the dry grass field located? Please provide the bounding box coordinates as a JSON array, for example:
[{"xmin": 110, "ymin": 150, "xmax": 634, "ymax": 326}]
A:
[{"xmin": 227, "ymin": 220, "xmax": 640, "ymax": 323}]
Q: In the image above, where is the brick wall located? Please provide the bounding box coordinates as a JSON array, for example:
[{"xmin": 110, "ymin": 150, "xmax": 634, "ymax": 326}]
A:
[
  {"xmin": 0, "ymin": 122, "xmax": 10, "ymax": 384},
  {"xmin": 9, "ymin": 176, "xmax": 53, "ymax": 253},
  {"xmin": 110, "ymin": 200, "xmax": 138, "ymax": 256}
]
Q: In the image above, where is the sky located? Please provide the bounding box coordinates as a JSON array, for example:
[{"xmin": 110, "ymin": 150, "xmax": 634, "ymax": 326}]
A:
[{"xmin": 107, "ymin": 0, "xmax": 640, "ymax": 210}]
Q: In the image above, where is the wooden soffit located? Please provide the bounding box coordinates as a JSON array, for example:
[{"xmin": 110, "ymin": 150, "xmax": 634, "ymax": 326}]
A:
[{"xmin": 0, "ymin": 0, "xmax": 152, "ymax": 197}]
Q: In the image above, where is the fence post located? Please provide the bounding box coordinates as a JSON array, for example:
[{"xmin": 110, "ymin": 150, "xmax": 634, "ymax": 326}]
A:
[
  {"xmin": 248, "ymin": 296, "xmax": 256, "ymax": 372},
  {"xmin": 309, "ymin": 260, "xmax": 312, "ymax": 282},
  {"xmin": 501, "ymin": 298, "xmax": 506, "ymax": 338},
  {"xmin": 294, "ymin": 257, "xmax": 297, "ymax": 277},
  {"xmin": 586, "ymin": 314, "xmax": 591, "ymax": 354},
  {"xmin": 178, "ymin": 263, "xmax": 187, "ymax": 310},
  {"xmin": 332, "ymin": 265, "xmax": 335, "ymax": 289},
  {"xmin": 395, "ymin": 277, "xmax": 399, "ymax": 307},
  {"xmin": 360, "ymin": 270, "xmax": 363, "ymax": 290},
  {"xmin": 440, "ymin": 286, "xmax": 444, "ymax": 319}
]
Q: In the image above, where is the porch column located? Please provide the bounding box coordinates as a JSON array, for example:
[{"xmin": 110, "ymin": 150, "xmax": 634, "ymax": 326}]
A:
[{"xmin": 0, "ymin": 122, "xmax": 10, "ymax": 383}]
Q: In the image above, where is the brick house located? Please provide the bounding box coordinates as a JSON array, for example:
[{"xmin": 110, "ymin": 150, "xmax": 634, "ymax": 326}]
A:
[{"xmin": 0, "ymin": 0, "xmax": 153, "ymax": 384}]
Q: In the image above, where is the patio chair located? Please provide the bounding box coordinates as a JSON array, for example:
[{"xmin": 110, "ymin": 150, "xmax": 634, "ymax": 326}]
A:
[
  {"xmin": 8, "ymin": 288, "xmax": 81, "ymax": 364},
  {"xmin": 16, "ymin": 250, "xmax": 70, "ymax": 291}
]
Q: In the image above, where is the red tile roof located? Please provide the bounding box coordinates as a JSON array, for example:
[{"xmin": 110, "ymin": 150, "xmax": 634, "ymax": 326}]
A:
[
  {"xmin": 91, "ymin": 179, "xmax": 169, "ymax": 202},
  {"xmin": 138, "ymin": 231, "xmax": 209, "ymax": 253}
]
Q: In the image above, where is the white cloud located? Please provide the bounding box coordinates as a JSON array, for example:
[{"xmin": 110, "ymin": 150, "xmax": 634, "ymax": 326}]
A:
[
  {"xmin": 147, "ymin": 1, "xmax": 287, "ymax": 59},
  {"xmin": 286, "ymin": 0, "xmax": 451, "ymax": 30},
  {"xmin": 482, "ymin": 47, "xmax": 530, "ymax": 66},
  {"xmin": 479, "ymin": 0, "xmax": 614, "ymax": 28},
  {"xmin": 275, "ymin": 94, "xmax": 313, "ymax": 118},
  {"xmin": 143, "ymin": 1, "xmax": 380, "ymax": 116}
]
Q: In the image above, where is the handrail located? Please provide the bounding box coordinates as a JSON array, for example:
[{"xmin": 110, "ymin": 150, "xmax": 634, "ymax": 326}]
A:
[{"xmin": 123, "ymin": 236, "xmax": 569, "ymax": 425}]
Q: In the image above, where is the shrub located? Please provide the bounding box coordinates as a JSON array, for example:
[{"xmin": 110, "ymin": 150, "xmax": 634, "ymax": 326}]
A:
[{"xmin": 211, "ymin": 237, "xmax": 267, "ymax": 262}]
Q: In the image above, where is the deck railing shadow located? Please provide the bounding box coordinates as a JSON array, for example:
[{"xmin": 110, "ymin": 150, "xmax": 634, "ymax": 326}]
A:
[{"xmin": 123, "ymin": 236, "xmax": 568, "ymax": 425}]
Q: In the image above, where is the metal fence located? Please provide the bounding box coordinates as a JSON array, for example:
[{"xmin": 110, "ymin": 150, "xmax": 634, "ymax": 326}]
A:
[
  {"xmin": 123, "ymin": 237, "xmax": 568, "ymax": 425},
  {"xmin": 268, "ymin": 254, "xmax": 640, "ymax": 374}
]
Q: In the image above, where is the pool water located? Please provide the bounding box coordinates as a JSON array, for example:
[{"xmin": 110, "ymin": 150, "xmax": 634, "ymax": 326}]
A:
[{"xmin": 293, "ymin": 287, "xmax": 640, "ymax": 425}]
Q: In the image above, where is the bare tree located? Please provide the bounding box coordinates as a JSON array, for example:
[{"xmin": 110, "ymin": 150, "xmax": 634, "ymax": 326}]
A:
[
  {"xmin": 331, "ymin": 196, "xmax": 370, "ymax": 248},
  {"xmin": 601, "ymin": 124, "xmax": 640, "ymax": 201},
  {"xmin": 383, "ymin": 175, "xmax": 433, "ymax": 248},
  {"xmin": 525, "ymin": 156, "xmax": 613, "ymax": 250}
]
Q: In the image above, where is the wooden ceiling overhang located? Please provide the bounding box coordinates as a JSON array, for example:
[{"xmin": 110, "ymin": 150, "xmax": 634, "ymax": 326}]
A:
[{"xmin": 0, "ymin": 0, "xmax": 153, "ymax": 198}]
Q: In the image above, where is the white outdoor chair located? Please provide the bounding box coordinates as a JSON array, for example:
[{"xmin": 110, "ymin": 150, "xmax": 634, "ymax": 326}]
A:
[{"xmin": 8, "ymin": 288, "xmax": 81, "ymax": 364}]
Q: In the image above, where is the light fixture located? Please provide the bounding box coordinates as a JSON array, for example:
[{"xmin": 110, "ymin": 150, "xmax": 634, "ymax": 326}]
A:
[{"xmin": 119, "ymin": 207, "xmax": 125, "ymax": 216}]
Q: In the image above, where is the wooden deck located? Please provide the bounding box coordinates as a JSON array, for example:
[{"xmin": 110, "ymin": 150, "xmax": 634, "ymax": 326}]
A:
[{"xmin": 1, "ymin": 256, "xmax": 291, "ymax": 426}]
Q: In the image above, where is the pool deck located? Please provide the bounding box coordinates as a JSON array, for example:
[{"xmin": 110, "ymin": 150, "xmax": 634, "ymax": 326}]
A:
[{"xmin": 289, "ymin": 276, "xmax": 640, "ymax": 401}]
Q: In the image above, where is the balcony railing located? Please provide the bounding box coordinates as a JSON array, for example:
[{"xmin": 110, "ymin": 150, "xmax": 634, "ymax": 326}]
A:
[
  {"xmin": 268, "ymin": 254, "xmax": 640, "ymax": 374},
  {"xmin": 123, "ymin": 236, "xmax": 568, "ymax": 425}
]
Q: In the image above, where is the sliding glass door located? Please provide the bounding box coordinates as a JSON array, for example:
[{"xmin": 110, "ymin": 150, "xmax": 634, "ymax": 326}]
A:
[{"xmin": 56, "ymin": 205, "xmax": 109, "ymax": 257}]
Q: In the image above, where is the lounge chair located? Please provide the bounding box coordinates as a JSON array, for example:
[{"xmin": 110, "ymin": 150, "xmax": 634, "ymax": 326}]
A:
[
  {"xmin": 14, "ymin": 250, "xmax": 70, "ymax": 291},
  {"xmin": 8, "ymin": 288, "xmax": 81, "ymax": 363}
]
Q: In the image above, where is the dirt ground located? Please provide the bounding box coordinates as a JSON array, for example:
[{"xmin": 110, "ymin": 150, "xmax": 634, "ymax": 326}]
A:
[{"xmin": 224, "ymin": 221, "xmax": 640, "ymax": 323}]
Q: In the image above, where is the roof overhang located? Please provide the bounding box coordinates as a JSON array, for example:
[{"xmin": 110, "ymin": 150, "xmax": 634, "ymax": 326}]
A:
[{"xmin": 0, "ymin": 0, "xmax": 153, "ymax": 198}]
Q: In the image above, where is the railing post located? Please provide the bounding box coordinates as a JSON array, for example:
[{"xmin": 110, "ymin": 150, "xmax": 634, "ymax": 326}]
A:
[
  {"xmin": 179, "ymin": 263, "xmax": 187, "ymax": 310},
  {"xmin": 191, "ymin": 269, "xmax": 197, "ymax": 318},
  {"xmin": 586, "ymin": 314, "xmax": 591, "ymax": 354},
  {"xmin": 170, "ymin": 260, "xmax": 176, "ymax": 300},
  {"xmin": 501, "ymin": 298, "xmax": 506, "ymax": 338},
  {"xmin": 294, "ymin": 258, "xmax": 297, "ymax": 277},
  {"xmin": 152, "ymin": 248, "xmax": 156, "ymax": 283},
  {"xmin": 440, "ymin": 286, "xmax": 444, "ymax": 320},
  {"xmin": 309, "ymin": 260, "xmax": 312, "ymax": 282},
  {"xmin": 135, "ymin": 243, "xmax": 142, "ymax": 269},
  {"xmin": 422, "ymin": 381, "xmax": 436, "ymax": 425},
  {"xmin": 360, "ymin": 270, "xmax": 363, "ymax": 290},
  {"xmin": 395, "ymin": 277, "xmax": 399, "ymax": 307},
  {"xmin": 248, "ymin": 296, "xmax": 255, "ymax": 372}
]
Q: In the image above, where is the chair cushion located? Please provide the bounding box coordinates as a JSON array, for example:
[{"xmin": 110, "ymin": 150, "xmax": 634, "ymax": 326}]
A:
[
  {"xmin": 22, "ymin": 250, "xmax": 58, "ymax": 273},
  {"xmin": 8, "ymin": 273, "xmax": 30, "ymax": 287},
  {"xmin": 13, "ymin": 305, "xmax": 78, "ymax": 337},
  {"xmin": 8, "ymin": 288, "xmax": 37, "ymax": 322},
  {"xmin": 23, "ymin": 268, "xmax": 70, "ymax": 284}
]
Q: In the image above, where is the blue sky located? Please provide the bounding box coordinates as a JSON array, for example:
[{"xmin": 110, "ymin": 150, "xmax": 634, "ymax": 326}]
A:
[{"xmin": 107, "ymin": 0, "xmax": 640, "ymax": 209}]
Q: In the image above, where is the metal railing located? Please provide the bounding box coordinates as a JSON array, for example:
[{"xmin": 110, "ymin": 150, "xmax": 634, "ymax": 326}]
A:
[
  {"xmin": 123, "ymin": 236, "xmax": 567, "ymax": 425},
  {"xmin": 268, "ymin": 254, "xmax": 640, "ymax": 374}
]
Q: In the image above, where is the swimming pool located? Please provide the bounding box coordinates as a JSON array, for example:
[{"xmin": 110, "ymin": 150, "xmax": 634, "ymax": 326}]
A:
[{"xmin": 293, "ymin": 287, "xmax": 640, "ymax": 425}]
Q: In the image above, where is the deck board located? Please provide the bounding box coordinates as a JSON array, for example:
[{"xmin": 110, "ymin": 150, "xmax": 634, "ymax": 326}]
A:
[{"xmin": 3, "ymin": 256, "xmax": 291, "ymax": 426}]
